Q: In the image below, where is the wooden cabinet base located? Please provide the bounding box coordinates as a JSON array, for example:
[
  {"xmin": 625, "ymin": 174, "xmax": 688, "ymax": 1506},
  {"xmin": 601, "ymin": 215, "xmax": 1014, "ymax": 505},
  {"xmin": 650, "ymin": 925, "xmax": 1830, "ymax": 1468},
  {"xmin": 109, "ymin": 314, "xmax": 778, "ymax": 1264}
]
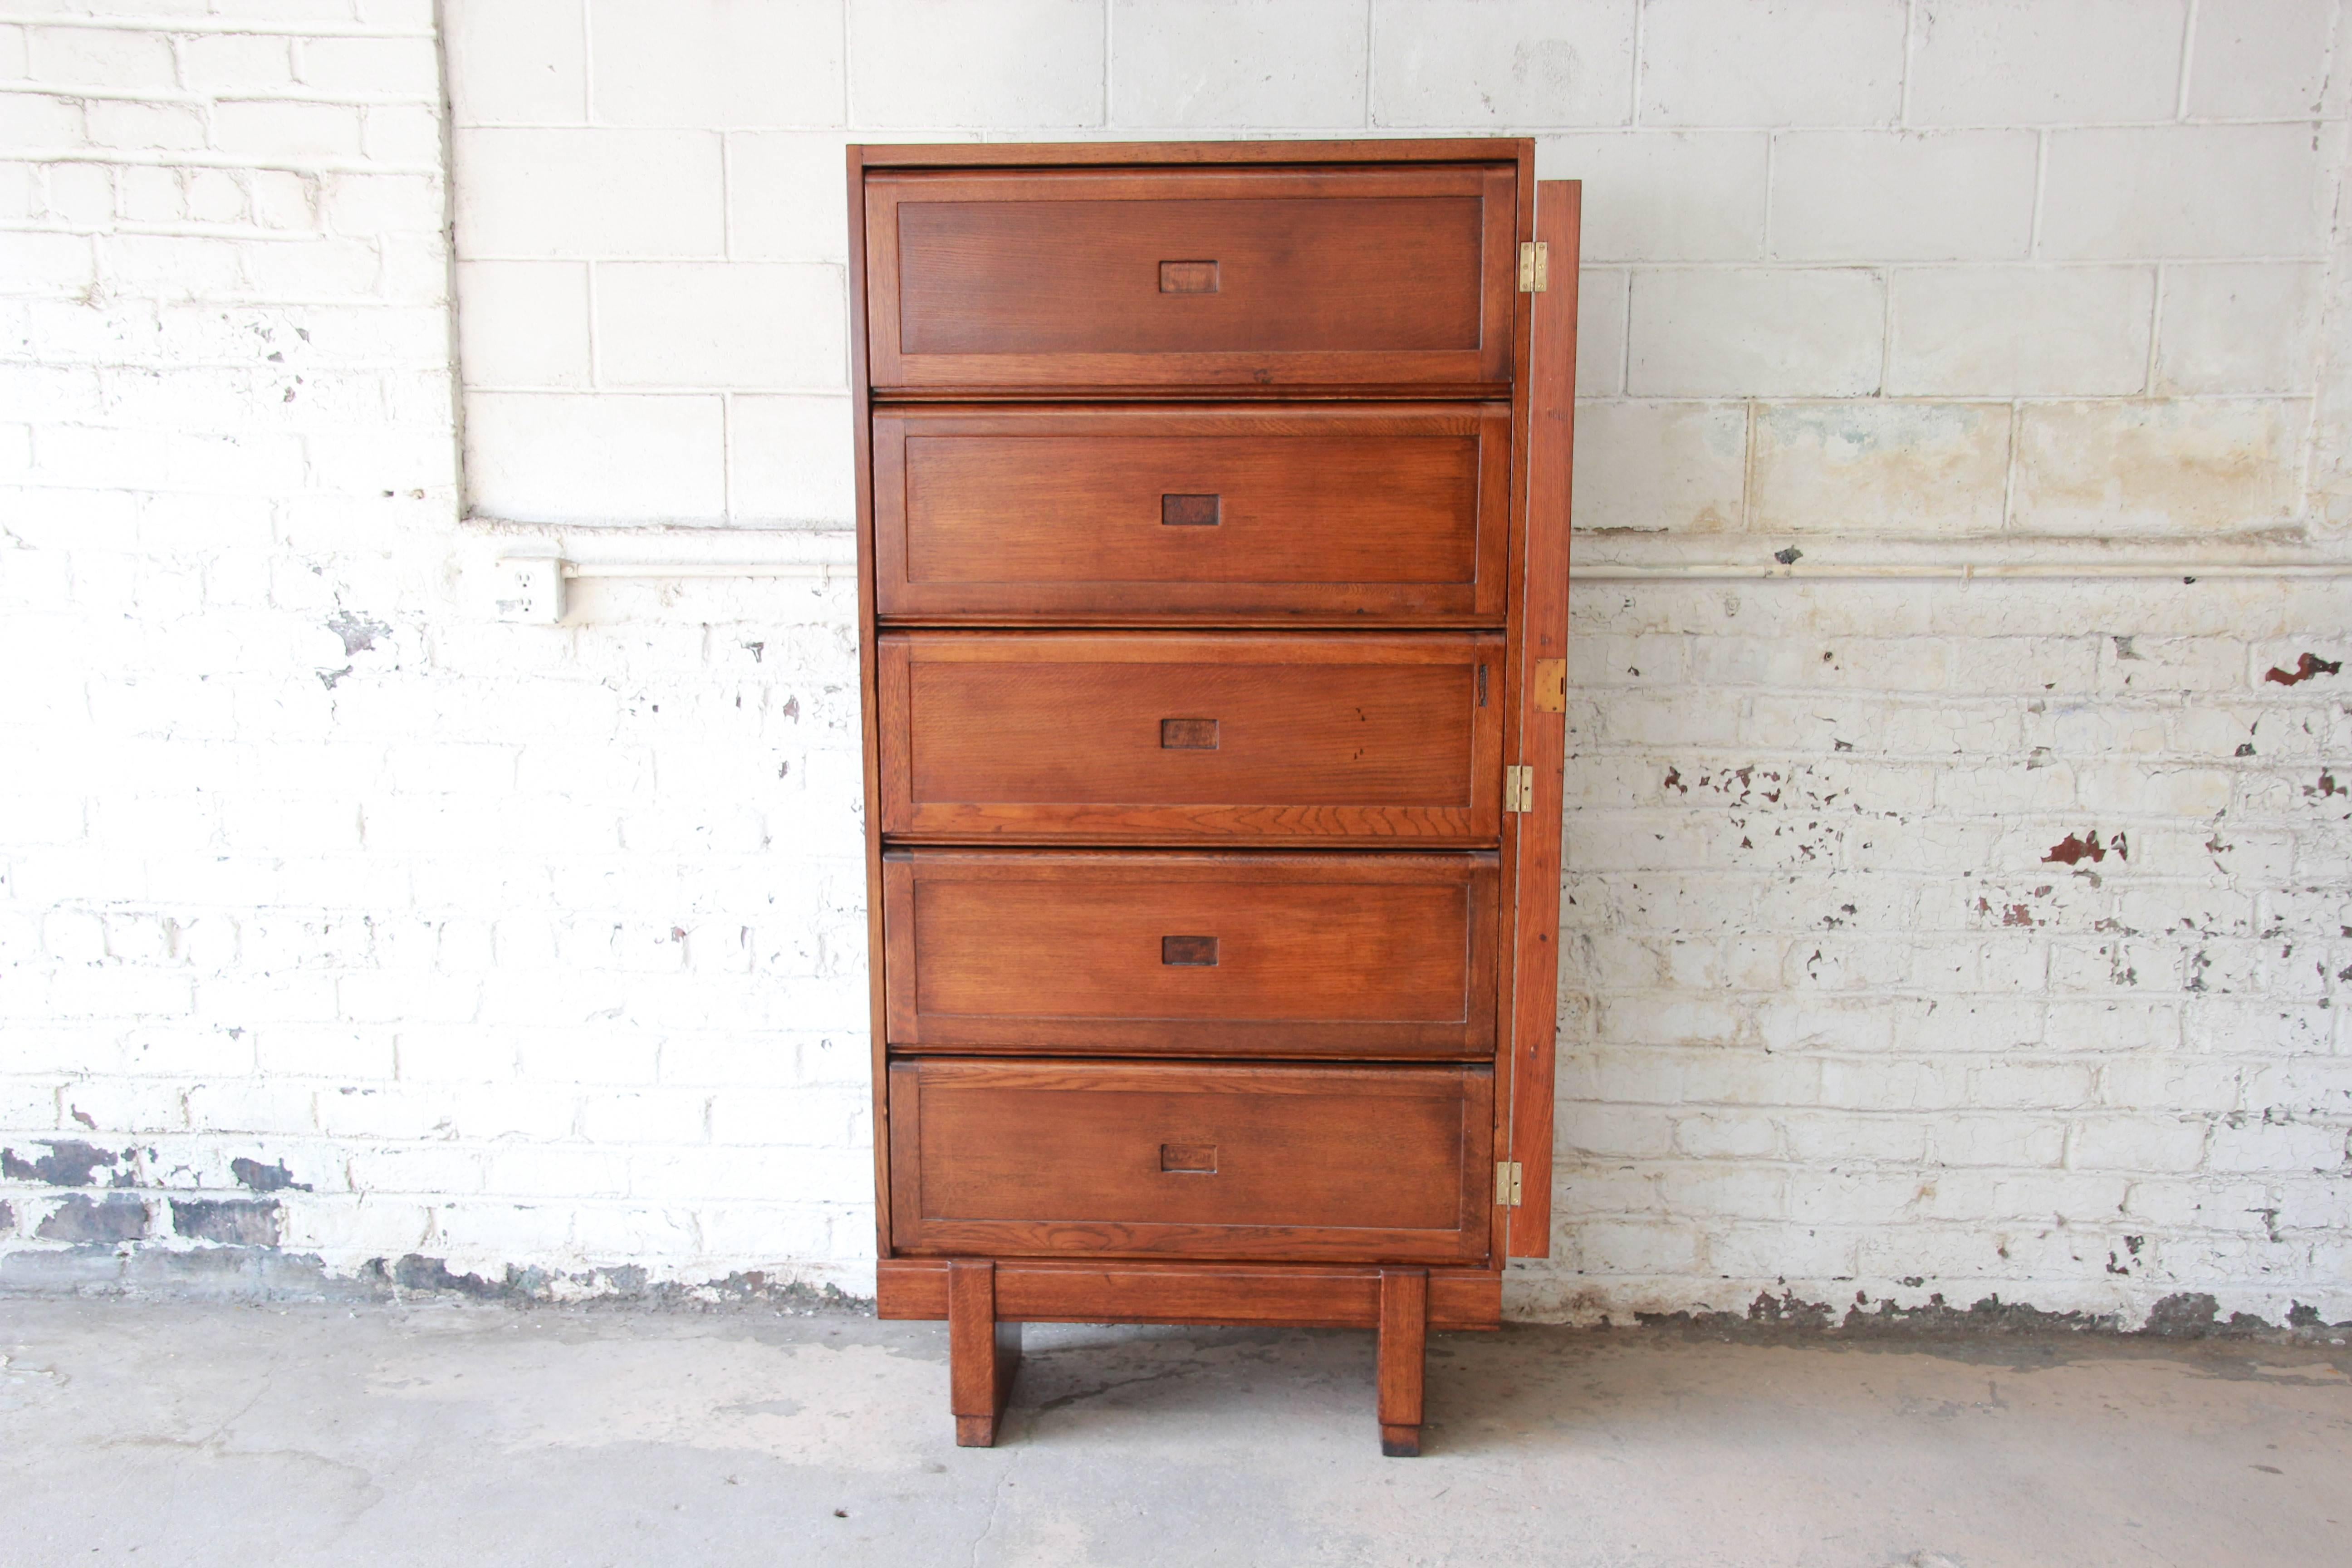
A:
[
  {"xmin": 885, "ymin": 1258, "xmax": 1496, "ymax": 1454},
  {"xmin": 1377, "ymin": 1268, "xmax": 1428, "ymax": 1456},
  {"xmin": 947, "ymin": 1260, "xmax": 1024, "ymax": 1448}
]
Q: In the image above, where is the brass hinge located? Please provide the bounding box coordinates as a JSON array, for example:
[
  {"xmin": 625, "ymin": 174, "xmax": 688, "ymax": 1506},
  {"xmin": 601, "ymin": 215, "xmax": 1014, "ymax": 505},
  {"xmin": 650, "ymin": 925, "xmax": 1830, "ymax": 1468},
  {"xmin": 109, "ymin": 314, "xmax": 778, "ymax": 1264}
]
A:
[
  {"xmin": 1517, "ymin": 241, "xmax": 1548, "ymax": 293},
  {"xmin": 1533, "ymin": 658, "xmax": 1566, "ymax": 713},
  {"xmin": 1495, "ymin": 1161, "xmax": 1524, "ymax": 1207},
  {"xmin": 1503, "ymin": 764, "xmax": 1534, "ymax": 813}
]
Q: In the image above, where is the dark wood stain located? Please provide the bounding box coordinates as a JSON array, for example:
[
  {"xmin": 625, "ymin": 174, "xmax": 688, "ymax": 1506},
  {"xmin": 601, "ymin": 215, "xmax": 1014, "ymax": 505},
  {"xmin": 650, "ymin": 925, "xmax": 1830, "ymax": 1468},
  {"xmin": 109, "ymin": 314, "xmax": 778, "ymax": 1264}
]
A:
[
  {"xmin": 1160, "ymin": 934, "xmax": 1219, "ymax": 966},
  {"xmin": 1160, "ymin": 491, "xmax": 1222, "ymax": 526}
]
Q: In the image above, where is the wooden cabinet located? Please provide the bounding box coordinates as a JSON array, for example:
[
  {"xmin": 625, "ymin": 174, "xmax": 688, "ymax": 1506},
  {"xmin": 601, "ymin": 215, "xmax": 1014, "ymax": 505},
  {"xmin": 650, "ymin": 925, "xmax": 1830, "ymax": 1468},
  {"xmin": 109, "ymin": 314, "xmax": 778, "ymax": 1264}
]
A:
[{"xmin": 850, "ymin": 139, "xmax": 1579, "ymax": 1456}]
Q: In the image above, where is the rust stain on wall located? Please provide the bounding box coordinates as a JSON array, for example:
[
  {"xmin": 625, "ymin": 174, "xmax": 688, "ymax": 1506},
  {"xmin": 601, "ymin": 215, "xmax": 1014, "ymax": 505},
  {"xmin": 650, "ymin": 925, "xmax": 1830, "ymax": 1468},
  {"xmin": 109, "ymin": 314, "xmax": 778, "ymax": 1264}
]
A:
[
  {"xmin": 2044, "ymin": 831, "xmax": 2127, "ymax": 865},
  {"xmin": 2265, "ymin": 653, "xmax": 2342, "ymax": 686}
]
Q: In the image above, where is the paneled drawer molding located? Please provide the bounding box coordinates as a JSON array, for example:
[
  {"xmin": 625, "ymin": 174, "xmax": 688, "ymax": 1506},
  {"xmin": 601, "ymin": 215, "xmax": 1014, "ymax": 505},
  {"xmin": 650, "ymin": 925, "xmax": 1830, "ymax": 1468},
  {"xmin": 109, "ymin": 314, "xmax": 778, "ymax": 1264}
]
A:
[
  {"xmin": 888, "ymin": 1059, "xmax": 1494, "ymax": 1264},
  {"xmin": 878, "ymin": 631, "xmax": 1505, "ymax": 844},
  {"xmin": 882, "ymin": 849, "xmax": 1499, "ymax": 1056},
  {"xmin": 872, "ymin": 402, "xmax": 1513, "ymax": 622},
  {"xmin": 862, "ymin": 164, "xmax": 1519, "ymax": 390}
]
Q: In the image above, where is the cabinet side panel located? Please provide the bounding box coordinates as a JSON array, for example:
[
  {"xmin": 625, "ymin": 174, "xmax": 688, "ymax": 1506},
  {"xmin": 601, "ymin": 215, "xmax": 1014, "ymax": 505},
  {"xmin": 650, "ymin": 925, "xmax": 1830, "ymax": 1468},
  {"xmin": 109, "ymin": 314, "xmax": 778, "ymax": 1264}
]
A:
[
  {"xmin": 848, "ymin": 146, "xmax": 894, "ymax": 1260},
  {"xmin": 1506, "ymin": 179, "xmax": 1579, "ymax": 1260}
]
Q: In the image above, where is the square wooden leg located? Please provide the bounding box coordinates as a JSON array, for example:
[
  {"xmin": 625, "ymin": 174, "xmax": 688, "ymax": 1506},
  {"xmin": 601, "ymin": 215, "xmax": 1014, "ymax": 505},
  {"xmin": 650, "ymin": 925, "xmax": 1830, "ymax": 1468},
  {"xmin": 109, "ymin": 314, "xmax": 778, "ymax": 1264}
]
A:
[
  {"xmin": 1378, "ymin": 1267, "xmax": 1428, "ymax": 1457},
  {"xmin": 948, "ymin": 1259, "xmax": 1023, "ymax": 1447}
]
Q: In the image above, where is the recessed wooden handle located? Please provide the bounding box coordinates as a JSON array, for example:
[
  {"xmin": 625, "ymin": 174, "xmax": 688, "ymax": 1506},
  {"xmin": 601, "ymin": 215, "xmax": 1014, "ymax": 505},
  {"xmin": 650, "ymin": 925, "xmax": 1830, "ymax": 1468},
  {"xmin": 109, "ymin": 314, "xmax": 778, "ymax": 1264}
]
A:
[
  {"xmin": 1159, "ymin": 1142, "xmax": 1217, "ymax": 1173},
  {"xmin": 1158, "ymin": 260, "xmax": 1219, "ymax": 294},
  {"xmin": 1161, "ymin": 493, "xmax": 1221, "ymax": 527},
  {"xmin": 1161, "ymin": 935, "xmax": 1218, "ymax": 966},
  {"xmin": 1160, "ymin": 717, "xmax": 1219, "ymax": 750}
]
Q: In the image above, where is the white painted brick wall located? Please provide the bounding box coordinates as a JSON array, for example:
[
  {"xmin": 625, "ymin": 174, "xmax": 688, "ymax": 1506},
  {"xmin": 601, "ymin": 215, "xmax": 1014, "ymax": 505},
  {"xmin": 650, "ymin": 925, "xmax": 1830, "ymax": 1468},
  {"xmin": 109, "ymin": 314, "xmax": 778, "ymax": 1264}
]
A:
[{"xmin": 4, "ymin": 0, "xmax": 2349, "ymax": 1330}]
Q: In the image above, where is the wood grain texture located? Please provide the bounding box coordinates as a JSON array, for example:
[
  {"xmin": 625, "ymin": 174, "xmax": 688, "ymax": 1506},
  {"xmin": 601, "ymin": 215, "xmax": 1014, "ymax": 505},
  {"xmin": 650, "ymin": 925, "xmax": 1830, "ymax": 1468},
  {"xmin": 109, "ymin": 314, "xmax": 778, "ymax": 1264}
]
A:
[
  {"xmin": 876, "ymin": 1258, "xmax": 1503, "ymax": 1330},
  {"xmin": 846, "ymin": 143, "xmax": 896, "ymax": 1264},
  {"xmin": 871, "ymin": 403, "xmax": 1511, "ymax": 622},
  {"xmin": 888, "ymin": 1059, "xmax": 1492, "ymax": 1264},
  {"xmin": 881, "ymin": 849, "xmax": 1498, "ymax": 1056},
  {"xmin": 1505, "ymin": 180, "xmax": 1579, "ymax": 1260},
  {"xmin": 878, "ymin": 632, "xmax": 1505, "ymax": 845},
  {"xmin": 1487, "ymin": 137, "xmax": 1540, "ymax": 1270},
  {"xmin": 1378, "ymin": 1267, "xmax": 1429, "ymax": 1456},
  {"xmin": 865, "ymin": 166, "xmax": 1516, "ymax": 390},
  {"xmin": 947, "ymin": 1259, "xmax": 1021, "ymax": 1447}
]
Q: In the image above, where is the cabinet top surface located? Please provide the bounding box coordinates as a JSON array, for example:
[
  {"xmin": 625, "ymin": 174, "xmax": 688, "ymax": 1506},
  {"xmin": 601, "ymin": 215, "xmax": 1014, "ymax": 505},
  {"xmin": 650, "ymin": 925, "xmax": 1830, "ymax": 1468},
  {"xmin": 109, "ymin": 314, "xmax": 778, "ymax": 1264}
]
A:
[{"xmin": 852, "ymin": 138, "xmax": 1535, "ymax": 170}]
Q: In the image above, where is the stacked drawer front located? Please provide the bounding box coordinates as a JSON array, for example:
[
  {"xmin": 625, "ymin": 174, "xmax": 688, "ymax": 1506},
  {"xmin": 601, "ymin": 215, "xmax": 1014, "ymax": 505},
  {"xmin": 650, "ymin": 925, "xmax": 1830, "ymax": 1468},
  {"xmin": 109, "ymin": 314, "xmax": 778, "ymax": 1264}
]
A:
[{"xmin": 866, "ymin": 161, "xmax": 1517, "ymax": 1266}]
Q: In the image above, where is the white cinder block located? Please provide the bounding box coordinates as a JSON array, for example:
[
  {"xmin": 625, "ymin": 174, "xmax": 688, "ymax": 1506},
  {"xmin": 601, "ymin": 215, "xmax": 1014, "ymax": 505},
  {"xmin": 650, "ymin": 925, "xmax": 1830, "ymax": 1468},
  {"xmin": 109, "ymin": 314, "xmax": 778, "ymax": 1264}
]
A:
[
  {"xmin": 1906, "ymin": 0, "xmax": 2188, "ymax": 126},
  {"xmin": 727, "ymin": 394, "xmax": 855, "ymax": 526},
  {"xmin": 1751, "ymin": 402, "xmax": 2008, "ymax": 536},
  {"xmin": 589, "ymin": 0, "xmax": 843, "ymax": 128},
  {"xmin": 1569, "ymin": 399, "xmax": 1747, "ymax": 531},
  {"xmin": 727, "ymin": 132, "xmax": 852, "ymax": 264},
  {"xmin": 1637, "ymin": 0, "xmax": 1906, "ymax": 127},
  {"xmin": 1111, "ymin": 0, "xmax": 1367, "ymax": 128},
  {"xmin": 1770, "ymin": 132, "xmax": 2037, "ymax": 262},
  {"xmin": 455, "ymin": 261, "xmax": 591, "ymax": 388},
  {"xmin": 1369, "ymin": 0, "xmax": 1634, "ymax": 128},
  {"xmin": 443, "ymin": 0, "xmax": 588, "ymax": 125},
  {"xmin": 464, "ymin": 391, "xmax": 726, "ymax": 523},
  {"xmin": 2040, "ymin": 125, "xmax": 2328, "ymax": 261},
  {"xmin": 593, "ymin": 262, "xmax": 845, "ymax": 390},
  {"xmin": 1627, "ymin": 267, "xmax": 1883, "ymax": 397},
  {"xmin": 850, "ymin": 0, "xmax": 1105, "ymax": 127},
  {"xmin": 1575, "ymin": 268, "xmax": 1628, "ymax": 394},
  {"xmin": 453, "ymin": 128, "xmax": 723, "ymax": 259},
  {"xmin": 2010, "ymin": 398, "xmax": 2303, "ymax": 534},
  {"xmin": 1537, "ymin": 132, "xmax": 1765, "ymax": 262},
  {"xmin": 1887, "ymin": 266, "xmax": 2155, "ymax": 397},
  {"xmin": 2185, "ymin": 0, "xmax": 2332, "ymax": 118},
  {"xmin": 2155, "ymin": 264, "xmax": 2322, "ymax": 397}
]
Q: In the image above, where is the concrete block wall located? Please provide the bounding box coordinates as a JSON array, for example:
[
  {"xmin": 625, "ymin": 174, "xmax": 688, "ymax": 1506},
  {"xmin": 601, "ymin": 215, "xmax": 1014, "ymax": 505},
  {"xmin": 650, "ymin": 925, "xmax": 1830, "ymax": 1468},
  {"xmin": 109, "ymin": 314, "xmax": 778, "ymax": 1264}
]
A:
[
  {"xmin": 4, "ymin": 0, "xmax": 2350, "ymax": 1327},
  {"xmin": 448, "ymin": 0, "xmax": 2344, "ymax": 548}
]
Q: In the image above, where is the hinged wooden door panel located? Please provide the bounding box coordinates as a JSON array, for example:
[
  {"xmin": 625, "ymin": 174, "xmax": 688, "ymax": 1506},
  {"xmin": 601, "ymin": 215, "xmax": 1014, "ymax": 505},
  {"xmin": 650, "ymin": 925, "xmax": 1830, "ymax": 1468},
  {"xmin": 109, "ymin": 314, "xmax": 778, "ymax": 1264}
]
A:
[
  {"xmin": 888, "ymin": 1059, "xmax": 1493, "ymax": 1264},
  {"xmin": 864, "ymin": 165, "xmax": 1517, "ymax": 390},
  {"xmin": 872, "ymin": 403, "xmax": 1513, "ymax": 622},
  {"xmin": 883, "ymin": 849, "xmax": 1498, "ymax": 1056},
  {"xmin": 1502, "ymin": 179, "xmax": 1580, "ymax": 1259},
  {"xmin": 877, "ymin": 632, "xmax": 1506, "ymax": 844}
]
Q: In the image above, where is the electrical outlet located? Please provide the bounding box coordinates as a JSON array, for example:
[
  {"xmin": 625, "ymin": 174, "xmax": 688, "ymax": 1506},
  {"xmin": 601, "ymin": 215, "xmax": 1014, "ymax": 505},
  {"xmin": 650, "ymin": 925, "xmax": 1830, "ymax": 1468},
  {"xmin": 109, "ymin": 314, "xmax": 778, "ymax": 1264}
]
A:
[{"xmin": 491, "ymin": 558, "xmax": 564, "ymax": 624}]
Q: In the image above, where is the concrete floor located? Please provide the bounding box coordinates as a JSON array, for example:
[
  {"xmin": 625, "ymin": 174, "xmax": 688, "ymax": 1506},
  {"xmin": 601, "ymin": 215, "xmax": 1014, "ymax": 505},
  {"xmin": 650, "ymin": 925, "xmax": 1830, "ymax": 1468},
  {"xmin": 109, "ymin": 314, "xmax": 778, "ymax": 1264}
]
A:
[{"xmin": 1, "ymin": 1299, "xmax": 2347, "ymax": 1567}]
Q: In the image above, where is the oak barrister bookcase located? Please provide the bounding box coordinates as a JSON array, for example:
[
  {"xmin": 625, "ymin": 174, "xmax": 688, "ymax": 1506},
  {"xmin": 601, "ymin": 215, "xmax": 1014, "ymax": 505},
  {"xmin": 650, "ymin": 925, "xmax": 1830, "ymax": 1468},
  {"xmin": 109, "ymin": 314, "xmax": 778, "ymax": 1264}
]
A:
[{"xmin": 849, "ymin": 139, "xmax": 1578, "ymax": 1456}]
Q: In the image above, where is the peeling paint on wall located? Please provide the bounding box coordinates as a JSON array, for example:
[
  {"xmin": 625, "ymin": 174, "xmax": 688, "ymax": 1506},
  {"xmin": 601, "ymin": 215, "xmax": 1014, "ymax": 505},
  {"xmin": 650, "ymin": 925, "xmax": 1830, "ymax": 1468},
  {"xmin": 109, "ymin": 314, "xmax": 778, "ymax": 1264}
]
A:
[{"xmin": 36, "ymin": 1196, "xmax": 150, "ymax": 1245}]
